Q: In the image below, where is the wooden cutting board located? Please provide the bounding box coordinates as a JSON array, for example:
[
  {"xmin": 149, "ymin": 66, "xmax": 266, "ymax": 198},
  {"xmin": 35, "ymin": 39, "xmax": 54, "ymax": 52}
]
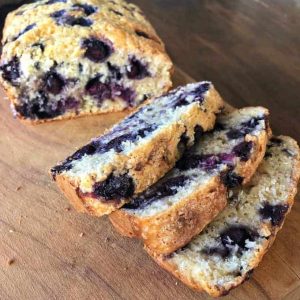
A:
[{"xmin": 0, "ymin": 67, "xmax": 299, "ymax": 300}]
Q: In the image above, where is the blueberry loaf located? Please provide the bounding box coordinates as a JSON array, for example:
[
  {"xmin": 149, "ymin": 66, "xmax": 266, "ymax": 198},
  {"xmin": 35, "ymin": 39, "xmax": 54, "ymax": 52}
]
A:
[
  {"xmin": 150, "ymin": 136, "xmax": 300, "ymax": 297},
  {"xmin": 110, "ymin": 107, "xmax": 271, "ymax": 254},
  {"xmin": 0, "ymin": 0, "xmax": 173, "ymax": 123},
  {"xmin": 51, "ymin": 82, "xmax": 224, "ymax": 216}
]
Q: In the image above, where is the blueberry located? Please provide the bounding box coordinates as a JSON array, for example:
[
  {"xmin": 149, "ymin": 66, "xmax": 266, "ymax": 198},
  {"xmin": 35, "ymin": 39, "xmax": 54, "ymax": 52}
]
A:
[
  {"xmin": 221, "ymin": 169, "xmax": 243, "ymax": 188},
  {"xmin": 227, "ymin": 116, "xmax": 265, "ymax": 139},
  {"xmin": 135, "ymin": 30, "xmax": 150, "ymax": 39},
  {"xmin": 16, "ymin": 91, "xmax": 64, "ymax": 119},
  {"xmin": 259, "ymin": 203, "xmax": 289, "ymax": 226},
  {"xmin": 176, "ymin": 154, "xmax": 202, "ymax": 171},
  {"xmin": 124, "ymin": 175, "xmax": 188, "ymax": 209},
  {"xmin": 12, "ymin": 23, "xmax": 36, "ymax": 41},
  {"xmin": 44, "ymin": 72, "xmax": 65, "ymax": 95},
  {"xmin": 46, "ymin": 0, "xmax": 66, "ymax": 4},
  {"xmin": 65, "ymin": 17, "xmax": 93, "ymax": 27},
  {"xmin": 173, "ymin": 97, "xmax": 190, "ymax": 108},
  {"xmin": 126, "ymin": 57, "xmax": 150, "ymax": 80},
  {"xmin": 85, "ymin": 77, "xmax": 111, "ymax": 101},
  {"xmin": 72, "ymin": 4, "xmax": 97, "ymax": 15},
  {"xmin": 105, "ymin": 133, "xmax": 135, "ymax": 153},
  {"xmin": 65, "ymin": 97, "xmax": 80, "ymax": 110},
  {"xmin": 107, "ymin": 62, "xmax": 122, "ymax": 81},
  {"xmin": 137, "ymin": 125, "xmax": 157, "ymax": 138},
  {"xmin": 226, "ymin": 129, "xmax": 244, "ymax": 139},
  {"xmin": 93, "ymin": 174, "xmax": 135, "ymax": 200},
  {"xmin": 111, "ymin": 83, "xmax": 135, "ymax": 105},
  {"xmin": 194, "ymin": 125, "xmax": 203, "ymax": 142},
  {"xmin": 221, "ymin": 225, "xmax": 257, "ymax": 250},
  {"xmin": 50, "ymin": 9, "xmax": 66, "ymax": 18},
  {"xmin": 233, "ymin": 141, "xmax": 253, "ymax": 162},
  {"xmin": 0, "ymin": 56, "xmax": 20, "ymax": 85},
  {"xmin": 193, "ymin": 82, "xmax": 210, "ymax": 102},
  {"xmin": 82, "ymin": 38, "xmax": 113, "ymax": 62}
]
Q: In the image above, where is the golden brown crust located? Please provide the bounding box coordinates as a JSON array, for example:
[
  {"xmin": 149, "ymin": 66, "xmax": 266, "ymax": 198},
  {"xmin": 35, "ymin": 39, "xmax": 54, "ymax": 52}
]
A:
[{"xmin": 110, "ymin": 180, "xmax": 228, "ymax": 253}]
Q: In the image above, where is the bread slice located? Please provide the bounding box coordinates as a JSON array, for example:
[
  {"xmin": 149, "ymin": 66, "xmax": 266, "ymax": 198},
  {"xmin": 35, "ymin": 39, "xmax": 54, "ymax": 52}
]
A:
[
  {"xmin": 110, "ymin": 107, "xmax": 271, "ymax": 254},
  {"xmin": 51, "ymin": 82, "xmax": 223, "ymax": 216},
  {"xmin": 0, "ymin": 0, "xmax": 173, "ymax": 123},
  {"xmin": 149, "ymin": 136, "xmax": 300, "ymax": 297}
]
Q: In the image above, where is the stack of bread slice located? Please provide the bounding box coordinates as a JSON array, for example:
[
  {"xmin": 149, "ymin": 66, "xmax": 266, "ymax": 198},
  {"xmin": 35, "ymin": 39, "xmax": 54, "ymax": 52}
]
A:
[{"xmin": 51, "ymin": 82, "xmax": 300, "ymax": 297}]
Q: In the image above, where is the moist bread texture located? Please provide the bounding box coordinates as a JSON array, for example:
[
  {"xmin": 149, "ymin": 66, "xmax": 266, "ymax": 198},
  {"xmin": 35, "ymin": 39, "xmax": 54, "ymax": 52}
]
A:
[
  {"xmin": 51, "ymin": 82, "xmax": 224, "ymax": 216},
  {"xmin": 0, "ymin": 0, "xmax": 173, "ymax": 123},
  {"xmin": 110, "ymin": 107, "xmax": 271, "ymax": 254},
  {"xmin": 150, "ymin": 136, "xmax": 300, "ymax": 297}
]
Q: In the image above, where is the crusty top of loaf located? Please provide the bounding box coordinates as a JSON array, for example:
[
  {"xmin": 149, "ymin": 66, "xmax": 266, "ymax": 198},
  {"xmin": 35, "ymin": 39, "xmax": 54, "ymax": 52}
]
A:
[{"xmin": 1, "ymin": 0, "xmax": 168, "ymax": 64}]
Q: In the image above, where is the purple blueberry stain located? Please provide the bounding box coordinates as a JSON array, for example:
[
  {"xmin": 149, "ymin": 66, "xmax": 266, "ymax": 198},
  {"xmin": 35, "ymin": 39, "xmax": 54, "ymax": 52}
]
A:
[
  {"xmin": 227, "ymin": 116, "xmax": 265, "ymax": 140},
  {"xmin": 51, "ymin": 10, "xmax": 92, "ymax": 27},
  {"xmin": 44, "ymin": 71, "xmax": 65, "ymax": 95},
  {"xmin": 126, "ymin": 57, "xmax": 150, "ymax": 80},
  {"xmin": 0, "ymin": 56, "xmax": 20, "ymax": 86},
  {"xmin": 233, "ymin": 141, "xmax": 253, "ymax": 162},
  {"xmin": 86, "ymin": 76, "xmax": 135, "ymax": 105},
  {"xmin": 259, "ymin": 202, "xmax": 289, "ymax": 226},
  {"xmin": 124, "ymin": 175, "xmax": 189, "ymax": 209},
  {"xmin": 72, "ymin": 3, "xmax": 97, "ymax": 15},
  {"xmin": 220, "ymin": 169, "xmax": 243, "ymax": 188},
  {"xmin": 82, "ymin": 38, "xmax": 113, "ymax": 62},
  {"xmin": 220, "ymin": 225, "xmax": 258, "ymax": 254},
  {"xmin": 92, "ymin": 174, "xmax": 135, "ymax": 201}
]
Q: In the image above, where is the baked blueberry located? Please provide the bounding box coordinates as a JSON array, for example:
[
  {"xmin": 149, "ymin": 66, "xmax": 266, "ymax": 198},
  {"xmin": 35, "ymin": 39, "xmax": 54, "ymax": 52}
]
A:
[
  {"xmin": 72, "ymin": 4, "xmax": 97, "ymax": 15},
  {"xmin": 93, "ymin": 174, "xmax": 135, "ymax": 201},
  {"xmin": 221, "ymin": 225, "xmax": 257, "ymax": 250},
  {"xmin": 82, "ymin": 38, "xmax": 113, "ymax": 62},
  {"xmin": 0, "ymin": 56, "xmax": 20, "ymax": 85},
  {"xmin": 44, "ymin": 71, "xmax": 65, "ymax": 95},
  {"xmin": 221, "ymin": 169, "xmax": 243, "ymax": 188},
  {"xmin": 259, "ymin": 202, "xmax": 289, "ymax": 226},
  {"xmin": 233, "ymin": 141, "xmax": 253, "ymax": 162},
  {"xmin": 126, "ymin": 57, "xmax": 149, "ymax": 79}
]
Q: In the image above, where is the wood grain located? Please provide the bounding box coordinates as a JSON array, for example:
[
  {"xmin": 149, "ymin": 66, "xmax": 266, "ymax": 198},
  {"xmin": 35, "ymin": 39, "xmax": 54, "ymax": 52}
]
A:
[{"xmin": 0, "ymin": 0, "xmax": 300, "ymax": 299}]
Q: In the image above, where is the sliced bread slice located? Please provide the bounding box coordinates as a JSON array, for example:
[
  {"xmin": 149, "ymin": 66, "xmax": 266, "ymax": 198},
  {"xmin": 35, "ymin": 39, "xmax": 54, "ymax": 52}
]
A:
[
  {"xmin": 110, "ymin": 107, "xmax": 271, "ymax": 254},
  {"xmin": 51, "ymin": 82, "xmax": 223, "ymax": 216},
  {"xmin": 150, "ymin": 136, "xmax": 300, "ymax": 297}
]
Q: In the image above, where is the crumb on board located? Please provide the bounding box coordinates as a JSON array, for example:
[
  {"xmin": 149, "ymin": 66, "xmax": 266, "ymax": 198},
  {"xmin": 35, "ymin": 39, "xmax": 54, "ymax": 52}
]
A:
[
  {"xmin": 65, "ymin": 207, "xmax": 71, "ymax": 212},
  {"xmin": 15, "ymin": 186, "xmax": 22, "ymax": 191},
  {"xmin": 7, "ymin": 258, "xmax": 15, "ymax": 265},
  {"xmin": 79, "ymin": 232, "xmax": 85, "ymax": 237},
  {"xmin": 9, "ymin": 229, "xmax": 14, "ymax": 233},
  {"xmin": 105, "ymin": 237, "xmax": 110, "ymax": 243}
]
